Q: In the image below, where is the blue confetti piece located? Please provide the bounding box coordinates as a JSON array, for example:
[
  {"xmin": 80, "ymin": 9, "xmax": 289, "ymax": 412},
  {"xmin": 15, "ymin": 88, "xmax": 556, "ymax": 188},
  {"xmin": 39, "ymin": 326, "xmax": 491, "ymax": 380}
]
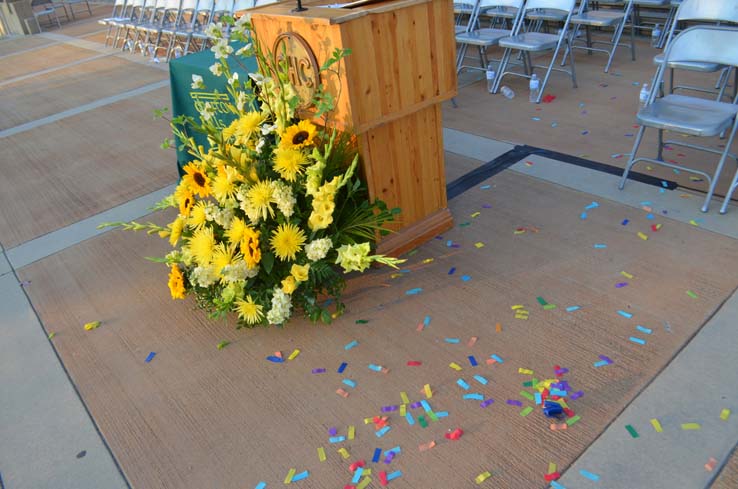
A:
[
  {"xmin": 420, "ymin": 400, "xmax": 433, "ymax": 412},
  {"xmin": 532, "ymin": 116, "xmax": 541, "ymax": 121},
  {"xmin": 255, "ymin": 483, "xmax": 267, "ymax": 489},
  {"xmin": 551, "ymin": 482, "xmax": 567, "ymax": 489},
  {"xmin": 386, "ymin": 471, "xmax": 402, "ymax": 482},
  {"xmin": 463, "ymin": 393, "xmax": 484, "ymax": 400},
  {"xmin": 474, "ymin": 374, "xmax": 488, "ymax": 385},
  {"xmin": 376, "ymin": 426, "xmax": 391, "ymax": 437},
  {"xmin": 566, "ymin": 306, "xmax": 581, "ymax": 312},
  {"xmin": 344, "ymin": 340, "xmax": 359, "ymax": 350},
  {"xmin": 448, "ymin": 267, "xmax": 456, "ymax": 275},
  {"xmin": 468, "ymin": 355, "xmax": 478, "ymax": 367},
  {"xmin": 446, "ymin": 240, "xmax": 453, "ymax": 247},
  {"xmin": 329, "ymin": 436, "xmax": 346, "ymax": 443},
  {"xmin": 593, "ymin": 360, "xmax": 609, "ymax": 368},
  {"xmin": 491, "ymin": 354, "xmax": 504, "ymax": 363},
  {"xmin": 534, "ymin": 392, "xmax": 542, "ymax": 405},
  {"xmin": 551, "ymin": 122, "xmax": 558, "ymax": 128},
  {"xmin": 632, "ymin": 81, "xmax": 640, "ymax": 86},
  {"xmin": 629, "ymin": 336, "xmax": 646, "ymax": 345},
  {"xmin": 342, "ymin": 379, "xmax": 356, "ymax": 388},
  {"xmin": 661, "ymin": 180, "xmax": 669, "ymax": 188},
  {"xmin": 266, "ymin": 356, "xmax": 284, "ymax": 363},
  {"xmin": 480, "ymin": 184, "xmax": 491, "ymax": 189},
  {"xmin": 585, "ymin": 202, "xmax": 600, "ymax": 210},
  {"xmin": 291, "ymin": 471, "xmax": 309, "ymax": 482},
  {"xmin": 423, "ymin": 315, "xmax": 431, "ymax": 326},
  {"xmin": 457, "ymin": 379, "xmax": 471, "ymax": 390},
  {"xmin": 337, "ymin": 362, "xmax": 347, "ymax": 373},
  {"xmin": 444, "ymin": 338, "xmax": 461, "ymax": 344},
  {"xmin": 659, "ymin": 188, "xmax": 665, "ymax": 194},
  {"xmin": 372, "ymin": 448, "xmax": 382, "ymax": 463},
  {"xmin": 368, "ymin": 364, "xmax": 383, "ymax": 372},
  {"xmin": 622, "ymin": 219, "xmax": 629, "ymax": 225},
  {"xmin": 581, "ymin": 130, "xmax": 589, "ymax": 135},
  {"xmin": 384, "ymin": 446, "xmax": 401, "ymax": 456},
  {"xmin": 351, "ymin": 467, "xmax": 363, "ymax": 484},
  {"xmin": 673, "ymin": 168, "xmax": 680, "ymax": 174},
  {"xmin": 435, "ymin": 411, "xmax": 449, "ymax": 418},
  {"xmin": 461, "ymin": 275, "xmax": 471, "ymax": 282},
  {"xmin": 640, "ymin": 201, "xmax": 652, "ymax": 206},
  {"xmin": 580, "ymin": 212, "xmax": 588, "ymax": 220},
  {"xmin": 406, "ymin": 288, "xmax": 423, "ymax": 295},
  {"xmin": 636, "ymin": 325, "xmax": 652, "ymax": 334},
  {"xmin": 646, "ymin": 213, "xmax": 654, "ymax": 220},
  {"xmin": 593, "ymin": 244, "xmax": 607, "ymax": 249},
  {"xmin": 145, "ymin": 352, "xmax": 156, "ymax": 363},
  {"xmin": 405, "ymin": 412, "xmax": 415, "ymax": 425},
  {"xmin": 550, "ymin": 388, "xmax": 567, "ymax": 397},
  {"xmin": 579, "ymin": 470, "xmax": 600, "ymax": 481},
  {"xmin": 617, "ymin": 310, "xmax": 633, "ymax": 319}
]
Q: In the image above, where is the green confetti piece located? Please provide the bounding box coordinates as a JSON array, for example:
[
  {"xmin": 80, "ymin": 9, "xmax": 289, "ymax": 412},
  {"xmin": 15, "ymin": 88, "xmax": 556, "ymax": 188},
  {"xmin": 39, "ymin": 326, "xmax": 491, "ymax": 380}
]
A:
[
  {"xmin": 543, "ymin": 304, "xmax": 557, "ymax": 310},
  {"xmin": 625, "ymin": 425, "xmax": 639, "ymax": 438},
  {"xmin": 566, "ymin": 415, "xmax": 581, "ymax": 426},
  {"xmin": 520, "ymin": 406, "xmax": 533, "ymax": 417},
  {"xmin": 522, "ymin": 381, "xmax": 534, "ymax": 387},
  {"xmin": 407, "ymin": 249, "xmax": 418, "ymax": 256},
  {"xmin": 459, "ymin": 222, "xmax": 471, "ymax": 227},
  {"xmin": 355, "ymin": 319, "xmax": 369, "ymax": 324},
  {"xmin": 216, "ymin": 340, "xmax": 230, "ymax": 350},
  {"xmin": 427, "ymin": 411, "xmax": 439, "ymax": 422},
  {"xmin": 48, "ymin": 332, "xmax": 56, "ymax": 339},
  {"xmin": 686, "ymin": 290, "xmax": 698, "ymax": 299},
  {"xmin": 536, "ymin": 296, "xmax": 548, "ymax": 305},
  {"xmin": 520, "ymin": 391, "xmax": 535, "ymax": 401},
  {"xmin": 418, "ymin": 415, "xmax": 428, "ymax": 428}
]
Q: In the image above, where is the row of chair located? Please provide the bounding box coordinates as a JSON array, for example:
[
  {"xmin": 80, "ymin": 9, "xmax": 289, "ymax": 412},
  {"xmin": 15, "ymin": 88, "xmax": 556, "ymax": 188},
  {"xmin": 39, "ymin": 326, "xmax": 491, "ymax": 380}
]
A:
[{"xmin": 98, "ymin": 0, "xmax": 274, "ymax": 61}]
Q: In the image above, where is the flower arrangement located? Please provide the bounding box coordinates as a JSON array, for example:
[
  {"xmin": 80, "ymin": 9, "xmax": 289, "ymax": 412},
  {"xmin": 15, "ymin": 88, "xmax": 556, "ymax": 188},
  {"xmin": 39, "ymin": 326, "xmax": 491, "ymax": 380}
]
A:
[{"xmin": 102, "ymin": 17, "xmax": 403, "ymax": 327}]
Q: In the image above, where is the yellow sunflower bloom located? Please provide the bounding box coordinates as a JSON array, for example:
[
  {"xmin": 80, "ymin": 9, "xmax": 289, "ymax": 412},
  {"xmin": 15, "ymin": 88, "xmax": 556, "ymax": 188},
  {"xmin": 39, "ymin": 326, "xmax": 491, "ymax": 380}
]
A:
[
  {"xmin": 273, "ymin": 147, "xmax": 308, "ymax": 182},
  {"xmin": 188, "ymin": 201, "xmax": 209, "ymax": 230},
  {"xmin": 234, "ymin": 295, "xmax": 264, "ymax": 325},
  {"xmin": 223, "ymin": 112, "xmax": 263, "ymax": 146},
  {"xmin": 212, "ymin": 164, "xmax": 242, "ymax": 203},
  {"xmin": 182, "ymin": 162, "xmax": 211, "ymax": 198},
  {"xmin": 174, "ymin": 183, "xmax": 195, "ymax": 217},
  {"xmin": 189, "ymin": 226, "xmax": 216, "ymax": 265},
  {"xmin": 280, "ymin": 120, "xmax": 317, "ymax": 150},
  {"xmin": 270, "ymin": 222, "xmax": 306, "ymax": 261},
  {"xmin": 241, "ymin": 226, "xmax": 261, "ymax": 269},
  {"xmin": 169, "ymin": 217, "xmax": 185, "ymax": 246},
  {"xmin": 168, "ymin": 264, "xmax": 186, "ymax": 299}
]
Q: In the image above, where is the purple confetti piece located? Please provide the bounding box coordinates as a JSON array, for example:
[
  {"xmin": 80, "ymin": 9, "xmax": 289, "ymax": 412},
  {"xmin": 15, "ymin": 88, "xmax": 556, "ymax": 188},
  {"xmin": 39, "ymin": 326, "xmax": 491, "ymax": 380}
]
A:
[
  {"xmin": 381, "ymin": 405, "xmax": 399, "ymax": 413},
  {"xmin": 145, "ymin": 352, "xmax": 156, "ymax": 363},
  {"xmin": 570, "ymin": 391, "xmax": 584, "ymax": 400},
  {"xmin": 554, "ymin": 367, "xmax": 569, "ymax": 376},
  {"xmin": 581, "ymin": 130, "xmax": 589, "ymax": 135},
  {"xmin": 482, "ymin": 204, "xmax": 492, "ymax": 208},
  {"xmin": 384, "ymin": 452, "xmax": 396, "ymax": 464},
  {"xmin": 615, "ymin": 282, "xmax": 628, "ymax": 288},
  {"xmin": 328, "ymin": 427, "xmax": 338, "ymax": 436},
  {"xmin": 506, "ymin": 399, "xmax": 523, "ymax": 407},
  {"xmin": 312, "ymin": 368, "xmax": 326, "ymax": 374},
  {"xmin": 19, "ymin": 280, "xmax": 31, "ymax": 287},
  {"xmin": 480, "ymin": 399, "xmax": 495, "ymax": 408},
  {"xmin": 559, "ymin": 380, "xmax": 571, "ymax": 390},
  {"xmin": 410, "ymin": 401, "xmax": 423, "ymax": 409},
  {"xmin": 598, "ymin": 355, "xmax": 613, "ymax": 364},
  {"xmin": 451, "ymin": 244, "xmax": 461, "ymax": 248},
  {"xmin": 448, "ymin": 267, "xmax": 456, "ymax": 275}
]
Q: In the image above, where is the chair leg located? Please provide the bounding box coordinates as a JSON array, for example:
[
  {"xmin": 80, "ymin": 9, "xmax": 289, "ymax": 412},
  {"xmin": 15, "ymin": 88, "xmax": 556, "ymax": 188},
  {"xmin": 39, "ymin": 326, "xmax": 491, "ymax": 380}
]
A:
[
  {"xmin": 492, "ymin": 48, "xmax": 512, "ymax": 93},
  {"xmin": 719, "ymin": 167, "xmax": 738, "ymax": 214},
  {"xmin": 657, "ymin": 129, "xmax": 664, "ymax": 161},
  {"xmin": 619, "ymin": 126, "xmax": 647, "ymax": 190},
  {"xmin": 702, "ymin": 121, "xmax": 738, "ymax": 213}
]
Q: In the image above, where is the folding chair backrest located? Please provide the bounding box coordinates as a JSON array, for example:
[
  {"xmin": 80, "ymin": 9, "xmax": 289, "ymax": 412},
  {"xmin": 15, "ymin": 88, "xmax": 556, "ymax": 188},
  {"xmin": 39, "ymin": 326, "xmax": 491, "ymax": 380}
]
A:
[
  {"xmin": 478, "ymin": 0, "xmax": 525, "ymax": 29},
  {"xmin": 212, "ymin": 0, "xmax": 232, "ymax": 12},
  {"xmin": 232, "ymin": 0, "xmax": 253, "ymax": 11},
  {"xmin": 675, "ymin": 0, "xmax": 738, "ymax": 23},
  {"xmin": 664, "ymin": 25, "xmax": 738, "ymax": 69},
  {"xmin": 523, "ymin": 0, "xmax": 576, "ymax": 13},
  {"xmin": 253, "ymin": 0, "xmax": 277, "ymax": 5}
]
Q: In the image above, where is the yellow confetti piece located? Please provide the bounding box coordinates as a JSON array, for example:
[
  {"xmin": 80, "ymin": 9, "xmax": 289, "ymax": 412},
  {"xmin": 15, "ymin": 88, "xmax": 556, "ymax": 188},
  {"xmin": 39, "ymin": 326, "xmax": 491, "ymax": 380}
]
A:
[
  {"xmin": 475, "ymin": 242, "xmax": 485, "ymax": 248},
  {"xmin": 689, "ymin": 220, "xmax": 699, "ymax": 226},
  {"xmin": 681, "ymin": 423, "xmax": 701, "ymax": 430},
  {"xmin": 449, "ymin": 363, "xmax": 463, "ymax": 371},
  {"xmin": 721, "ymin": 409, "xmax": 731, "ymax": 421},
  {"xmin": 356, "ymin": 476, "xmax": 372, "ymax": 489},
  {"xmin": 424, "ymin": 383, "xmax": 433, "ymax": 398},
  {"xmin": 48, "ymin": 332, "xmax": 56, "ymax": 339},
  {"xmin": 475, "ymin": 471, "xmax": 492, "ymax": 484},
  {"xmin": 284, "ymin": 468, "xmax": 296, "ymax": 484},
  {"xmin": 638, "ymin": 232, "xmax": 648, "ymax": 240},
  {"xmin": 511, "ymin": 305, "xmax": 525, "ymax": 310},
  {"xmin": 348, "ymin": 425, "xmax": 355, "ymax": 440},
  {"xmin": 317, "ymin": 447, "xmax": 326, "ymax": 462},
  {"xmin": 422, "ymin": 258, "xmax": 434, "ymax": 264},
  {"xmin": 515, "ymin": 315, "xmax": 529, "ymax": 320},
  {"xmin": 364, "ymin": 417, "xmax": 373, "ymax": 424},
  {"xmin": 287, "ymin": 349, "xmax": 300, "ymax": 361},
  {"xmin": 548, "ymin": 462, "xmax": 557, "ymax": 474},
  {"xmin": 400, "ymin": 391, "xmax": 410, "ymax": 404},
  {"xmin": 471, "ymin": 212, "xmax": 481, "ymax": 218},
  {"xmin": 83, "ymin": 321, "xmax": 100, "ymax": 331},
  {"xmin": 518, "ymin": 368, "xmax": 534, "ymax": 375},
  {"xmin": 363, "ymin": 469, "xmax": 372, "ymax": 476},
  {"xmin": 650, "ymin": 419, "xmax": 663, "ymax": 433},
  {"xmin": 646, "ymin": 165, "xmax": 653, "ymax": 170},
  {"xmin": 390, "ymin": 273, "xmax": 403, "ymax": 279},
  {"xmin": 680, "ymin": 193, "xmax": 692, "ymax": 199},
  {"xmin": 621, "ymin": 271, "xmax": 633, "ymax": 279},
  {"xmin": 400, "ymin": 404, "xmax": 406, "ymax": 416},
  {"xmin": 338, "ymin": 447, "xmax": 350, "ymax": 459}
]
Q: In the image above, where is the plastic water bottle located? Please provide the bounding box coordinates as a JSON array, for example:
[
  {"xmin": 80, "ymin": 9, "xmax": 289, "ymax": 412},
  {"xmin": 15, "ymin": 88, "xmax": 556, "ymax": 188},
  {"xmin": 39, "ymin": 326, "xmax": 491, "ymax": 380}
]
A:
[
  {"xmin": 639, "ymin": 83, "xmax": 650, "ymax": 110},
  {"xmin": 486, "ymin": 63, "xmax": 496, "ymax": 94},
  {"xmin": 529, "ymin": 74, "xmax": 540, "ymax": 103},
  {"xmin": 651, "ymin": 24, "xmax": 661, "ymax": 47},
  {"xmin": 501, "ymin": 86, "xmax": 515, "ymax": 99}
]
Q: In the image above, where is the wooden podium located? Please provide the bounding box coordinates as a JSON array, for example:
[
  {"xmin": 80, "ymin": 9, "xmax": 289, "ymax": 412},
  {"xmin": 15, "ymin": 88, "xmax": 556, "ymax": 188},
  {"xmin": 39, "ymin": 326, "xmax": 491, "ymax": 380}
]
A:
[{"xmin": 250, "ymin": 0, "xmax": 457, "ymax": 256}]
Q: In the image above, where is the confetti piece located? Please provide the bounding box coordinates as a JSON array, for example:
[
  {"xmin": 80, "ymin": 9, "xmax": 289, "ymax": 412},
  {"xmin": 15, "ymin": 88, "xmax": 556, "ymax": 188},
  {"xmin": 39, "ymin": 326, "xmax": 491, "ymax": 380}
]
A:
[
  {"xmin": 506, "ymin": 399, "xmax": 523, "ymax": 407},
  {"xmin": 593, "ymin": 244, "xmax": 607, "ymax": 249},
  {"xmin": 317, "ymin": 447, "xmax": 326, "ymax": 462},
  {"xmin": 445, "ymin": 338, "xmax": 461, "ymax": 344},
  {"xmin": 284, "ymin": 468, "xmax": 296, "ymax": 484},
  {"xmin": 256, "ymin": 482, "xmax": 266, "ymax": 489},
  {"xmin": 686, "ymin": 290, "xmax": 698, "ymax": 299},
  {"xmin": 593, "ymin": 360, "xmax": 608, "ymax": 368},
  {"xmin": 650, "ymin": 419, "xmax": 663, "ymax": 432},
  {"xmin": 579, "ymin": 470, "xmax": 599, "ymax": 481},
  {"xmin": 495, "ymin": 323, "xmax": 502, "ymax": 332},
  {"xmin": 681, "ymin": 423, "xmax": 701, "ymax": 430},
  {"xmin": 145, "ymin": 352, "xmax": 156, "ymax": 363},
  {"xmin": 622, "ymin": 219, "xmax": 629, "ymax": 226},
  {"xmin": 570, "ymin": 391, "xmax": 584, "ymax": 400},
  {"xmin": 338, "ymin": 448, "xmax": 351, "ymax": 459},
  {"xmin": 585, "ymin": 202, "xmax": 600, "ymax": 211},
  {"xmin": 615, "ymin": 282, "xmax": 628, "ymax": 288},
  {"xmin": 463, "ymin": 393, "xmax": 484, "ymax": 401},
  {"xmin": 447, "ymin": 267, "xmax": 456, "ymax": 275},
  {"xmin": 461, "ymin": 275, "xmax": 471, "ymax": 282},
  {"xmin": 545, "ymin": 472, "xmax": 561, "ymax": 482},
  {"xmin": 625, "ymin": 425, "xmax": 639, "ymax": 438},
  {"xmin": 449, "ymin": 362, "xmax": 463, "ymax": 371},
  {"xmin": 355, "ymin": 319, "xmax": 369, "ymax": 324},
  {"xmin": 480, "ymin": 184, "xmax": 491, "ymax": 189},
  {"xmin": 474, "ymin": 242, "xmax": 485, "ymax": 249},
  {"xmin": 543, "ymin": 304, "xmax": 557, "ymax": 310},
  {"xmin": 518, "ymin": 368, "xmax": 534, "ymax": 375},
  {"xmin": 407, "ymin": 361, "xmax": 422, "ymax": 367},
  {"xmin": 475, "ymin": 471, "xmax": 492, "ymax": 484},
  {"xmin": 473, "ymin": 375, "xmax": 488, "ymax": 385},
  {"xmin": 566, "ymin": 415, "xmax": 581, "ymax": 426},
  {"xmin": 217, "ymin": 341, "xmax": 230, "ymax": 350},
  {"xmin": 706, "ymin": 457, "xmax": 718, "ymax": 472},
  {"xmin": 291, "ymin": 471, "xmax": 309, "ymax": 482},
  {"xmin": 338, "ymin": 362, "xmax": 347, "ymax": 373},
  {"xmin": 617, "ymin": 310, "xmax": 633, "ymax": 319},
  {"xmin": 345, "ymin": 340, "xmax": 359, "ymax": 351},
  {"xmin": 83, "ymin": 321, "xmax": 100, "ymax": 331},
  {"xmin": 418, "ymin": 415, "xmax": 428, "ymax": 428},
  {"xmin": 47, "ymin": 332, "xmax": 56, "ymax": 339},
  {"xmin": 386, "ymin": 470, "xmax": 402, "ymax": 482},
  {"xmin": 343, "ymin": 379, "xmax": 356, "ymax": 388},
  {"xmin": 468, "ymin": 356, "xmax": 478, "ymax": 367},
  {"xmin": 368, "ymin": 364, "xmax": 384, "ymax": 372},
  {"xmin": 288, "ymin": 349, "xmax": 300, "ymax": 360},
  {"xmin": 457, "ymin": 379, "xmax": 471, "ymax": 390},
  {"xmin": 637, "ymin": 232, "xmax": 649, "ymax": 241},
  {"xmin": 721, "ymin": 409, "xmax": 731, "ymax": 421},
  {"xmin": 422, "ymin": 384, "xmax": 432, "ymax": 399},
  {"xmin": 356, "ymin": 476, "xmax": 372, "ymax": 489},
  {"xmin": 537, "ymin": 297, "xmax": 548, "ymax": 306},
  {"xmin": 550, "ymin": 423, "xmax": 567, "ymax": 431},
  {"xmin": 467, "ymin": 336, "xmax": 478, "ymax": 347},
  {"xmin": 422, "ymin": 258, "xmax": 434, "ymax": 264},
  {"xmin": 480, "ymin": 399, "xmax": 494, "ymax": 408},
  {"xmin": 312, "ymin": 368, "xmax": 326, "ymax": 374},
  {"xmin": 352, "ymin": 467, "xmax": 364, "ymax": 484},
  {"xmin": 375, "ymin": 426, "xmax": 391, "ymax": 438},
  {"xmin": 266, "ymin": 355, "xmax": 283, "ymax": 363},
  {"xmin": 336, "ymin": 389, "xmax": 349, "ymax": 398},
  {"xmin": 548, "ymin": 462, "xmax": 558, "ymax": 474},
  {"xmin": 636, "ymin": 325, "xmax": 652, "ymax": 334},
  {"xmin": 551, "ymin": 482, "xmax": 567, "ymax": 489},
  {"xmin": 491, "ymin": 354, "xmax": 504, "ymax": 363},
  {"xmin": 566, "ymin": 306, "xmax": 580, "ymax": 312},
  {"xmin": 372, "ymin": 448, "xmax": 382, "ymax": 463},
  {"xmin": 520, "ymin": 406, "xmax": 534, "ymax": 417},
  {"xmin": 629, "ymin": 336, "xmax": 646, "ymax": 345},
  {"xmin": 406, "ymin": 288, "xmax": 423, "ymax": 295},
  {"xmin": 689, "ymin": 220, "xmax": 699, "ymax": 226}
]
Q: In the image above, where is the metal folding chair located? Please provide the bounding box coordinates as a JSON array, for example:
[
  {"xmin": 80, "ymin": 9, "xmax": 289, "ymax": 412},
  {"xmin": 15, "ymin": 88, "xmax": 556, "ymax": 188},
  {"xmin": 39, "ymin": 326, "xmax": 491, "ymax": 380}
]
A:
[
  {"xmin": 632, "ymin": 0, "xmax": 671, "ymax": 47},
  {"xmin": 191, "ymin": 0, "xmax": 236, "ymax": 51},
  {"xmin": 455, "ymin": 1, "xmax": 480, "ymax": 34},
  {"xmin": 99, "ymin": 0, "xmax": 128, "ymax": 46},
  {"xmin": 110, "ymin": 0, "xmax": 147, "ymax": 49},
  {"xmin": 619, "ymin": 25, "xmax": 738, "ymax": 213},
  {"xmin": 721, "ymin": 165, "xmax": 738, "ymax": 214},
  {"xmin": 456, "ymin": 0, "xmax": 525, "ymax": 75},
  {"xmin": 116, "ymin": 0, "xmax": 159, "ymax": 51},
  {"xmin": 164, "ymin": 0, "xmax": 212, "ymax": 60},
  {"xmin": 493, "ymin": 0, "xmax": 578, "ymax": 103},
  {"xmin": 563, "ymin": 0, "xmax": 635, "ymax": 73}
]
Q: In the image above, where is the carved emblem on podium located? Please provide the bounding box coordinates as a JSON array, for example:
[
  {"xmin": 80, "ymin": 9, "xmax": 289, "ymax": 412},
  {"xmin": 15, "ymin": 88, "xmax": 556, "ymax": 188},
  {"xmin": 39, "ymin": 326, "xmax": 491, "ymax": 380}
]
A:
[{"xmin": 273, "ymin": 32, "xmax": 320, "ymax": 109}]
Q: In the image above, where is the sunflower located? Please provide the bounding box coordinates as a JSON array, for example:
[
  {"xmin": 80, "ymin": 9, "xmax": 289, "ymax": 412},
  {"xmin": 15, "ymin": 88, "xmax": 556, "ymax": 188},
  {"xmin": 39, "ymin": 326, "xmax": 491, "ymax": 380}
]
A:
[
  {"xmin": 167, "ymin": 264, "xmax": 186, "ymax": 299},
  {"xmin": 223, "ymin": 111, "xmax": 263, "ymax": 146},
  {"xmin": 241, "ymin": 226, "xmax": 261, "ymax": 269},
  {"xmin": 188, "ymin": 201, "xmax": 209, "ymax": 230},
  {"xmin": 273, "ymin": 147, "xmax": 308, "ymax": 182},
  {"xmin": 244, "ymin": 180, "xmax": 275, "ymax": 222},
  {"xmin": 174, "ymin": 183, "xmax": 195, "ymax": 217},
  {"xmin": 182, "ymin": 162, "xmax": 211, "ymax": 198},
  {"xmin": 169, "ymin": 217, "xmax": 185, "ymax": 246},
  {"xmin": 280, "ymin": 120, "xmax": 317, "ymax": 150},
  {"xmin": 212, "ymin": 164, "xmax": 242, "ymax": 203},
  {"xmin": 189, "ymin": 226, "xmax": 216, "ymax": 265},
  {"xmin": 234, "ymin": 295, "xmax": 264, "ymax": 325},
  {"xmin": 270, "ymin": 222, "xmax": 306, "ymax": 261}
]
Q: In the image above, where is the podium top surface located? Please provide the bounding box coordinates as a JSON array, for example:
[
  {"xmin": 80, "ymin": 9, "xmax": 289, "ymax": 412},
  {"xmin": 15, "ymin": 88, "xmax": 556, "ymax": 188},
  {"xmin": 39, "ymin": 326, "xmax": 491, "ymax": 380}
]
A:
[{"xmin": 249, "ymin": 0, "xmax": 432, "ymax": 24}]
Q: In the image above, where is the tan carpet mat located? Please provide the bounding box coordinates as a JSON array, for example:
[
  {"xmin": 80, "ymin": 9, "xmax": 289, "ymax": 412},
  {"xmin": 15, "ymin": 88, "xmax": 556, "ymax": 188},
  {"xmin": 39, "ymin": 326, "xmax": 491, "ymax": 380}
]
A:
[
  {"xmin": 0, "ymin": 44, "xmax": 100, "ymax": 82},
  {"xmin": 0, "ymin": 36, "xmax": 55, "ymax": 57},
  {"xmin": 712, "ymin": 448, "xmax": 738, "ymax": 489},
  {"xmin": 18, "ymin": 169, "xmax": 738, "ymax": 488}
]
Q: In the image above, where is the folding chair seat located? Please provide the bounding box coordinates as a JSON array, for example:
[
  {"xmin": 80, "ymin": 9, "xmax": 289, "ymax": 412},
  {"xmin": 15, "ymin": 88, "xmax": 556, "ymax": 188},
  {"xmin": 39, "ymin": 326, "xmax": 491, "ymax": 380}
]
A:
[
  {"xmin": 62, "ymin": 0, "xmax": 93, "ymax": 20},
  {"xmin": 493, "ymin": 0, "xmax": 577, "ymax": 103},
  {"xmin": 99, "ymin": 0, "xmax": 127, "ymax": 30},
  {"xmin": 619, "ymin": 26, "xmax": 738, "ymax": 213},
  {"xmin": 564, "ymin": 0, "xmax": 635, "ymax": 73}
]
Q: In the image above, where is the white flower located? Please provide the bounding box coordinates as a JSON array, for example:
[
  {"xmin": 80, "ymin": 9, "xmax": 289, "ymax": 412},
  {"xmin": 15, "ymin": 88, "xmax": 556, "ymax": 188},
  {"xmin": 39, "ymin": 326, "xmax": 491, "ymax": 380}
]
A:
[
  {"xmin": 221, "ymin": 261, "xmax": 257, "ymax": 283},
  {"xmin": 212, "ymin": 40, "xmax": 233, "ymax": 60},
  {"xmin": 200, "ymin": 102, "xmax": 216, "ymax": 122},
  {"xmin": 255, "ymin": 138, "xmax": 266, "ymax": 154},
  {"xmin": 191, "ymin": 74, "xmax": 205, "ymax": 89},
  {"xmin": 235, "ymin": 42, "xmax": 252, "ymax": 57},
  {"xmin": 213, "ymin": 207, "xmax": 234, "ymax": 228},
  {"xmin": 260, "ymin": 123, "xmax": 277, "ymax": 135},
  {"xmin": 305, "ymin": 238, "xmax": 332, "ymax": 261},
  {"xmin": 227, "ymin": 72, "xmax": 239, "ymax": 86},
  {"xmin": 190, "ymin": 265, "xmax": 218, "ymax": 287},
  {"xmin": 209, "ymin": 62, "xmax": 223, "ymax": 77},
  {"xmin": 205, "ymin": 22, "xmax": 222, "ymax": 39},
  {"xmin": 272, "ymin": 181, "xmax": 296, "ymax": 218},
  {"xmin": 248, "ymin": 72, "xmax": 266, "ymax": 86},
  {"xmin": 266, "ymin": 288, "xmax": 292, "ymax": 324},
  {"xmin": 235, "ymin": 91, "xmax": 248, "ymax": 112}
]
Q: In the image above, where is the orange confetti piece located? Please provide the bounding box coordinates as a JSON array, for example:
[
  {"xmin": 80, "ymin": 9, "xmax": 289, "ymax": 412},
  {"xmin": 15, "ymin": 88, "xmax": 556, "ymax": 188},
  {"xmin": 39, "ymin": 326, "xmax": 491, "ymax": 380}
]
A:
[
  {"xmin": 495, "ymin": 323, "xmax": 502, "ymax": 333},
  {"xmin": 467, "ymin": 336, "xmax": 478, "ymax": 347},
  {"xmin": 705, "ymin": 457, "xmax": 717, "ymax": 472},
  {"xmin": 336, "ymin": 388, "xmax": 349, "ymax": 398},
  {"xmin": 419, "ymin": 441, "xmax": 436, "ymax": 451},
  {"xmin": 549, "ymin": 423, "xmax": 568, "ymax": 431}
]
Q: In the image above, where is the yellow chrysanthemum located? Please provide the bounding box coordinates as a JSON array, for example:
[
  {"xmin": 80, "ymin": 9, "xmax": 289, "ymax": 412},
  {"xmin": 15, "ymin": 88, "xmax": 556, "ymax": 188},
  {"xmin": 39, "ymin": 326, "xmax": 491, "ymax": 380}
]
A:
[
  {"xmin": 212, "ymin": 164, "xmax": 242, "ymax": 203},
  {"xmin": 291, "ymin": 263, "xmax": 310, "ymax": 282},
  {"xmin": 234, "ymin": 295, "xmax": 264, "ymax": 325},
  {"xmin": 270, "ymin": 222, "xmax": 306, "ymax": 261},
  {"xmin": 281, "ymin": 275, "xmax": 297, "ymax": 294},
  {"xmin": 188, "ymin": 201, "xmax": 209, "ymax": 230},
  {"xmin": 174, "ymin": 183, "xmax": 195, "ymax": 217},
  {"xmin": 169, "ymin": 217, "xmax": 185, "ymax": 246},
  {"xmin": 280, "ymin": 120, "xmax": 317, "ymax": 150},
  {"xmin": 244, "ymin": 180, "xmax": 275, "ymax": 222},
  {"xmin": 168, "ymin": 264, "xmax": 186, "ymax": 299},
  {"xmin": 225, "ymin": 216, "xmax": 247, "ymax": 246},
  {"xmin": 212, "ymin": 243, "xmax": 241, "ymax": 279},
  {"xmin": 241, "ymin": 226, "xmax": 261, "ymax": 269},
  {"xmin": 273, "ymin": 147, "xmax": 308, "ymax": 182},
  {"xmin": 182, "ymin": 162, "xmax": 211, "ymax": 198},
  {"xmin": 223, "ymin": 112, "xmax": 263, "ymax": 146},
  {"xmin": 189, "ymin": 226, "xmax": 216, "ymax": 265}
]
